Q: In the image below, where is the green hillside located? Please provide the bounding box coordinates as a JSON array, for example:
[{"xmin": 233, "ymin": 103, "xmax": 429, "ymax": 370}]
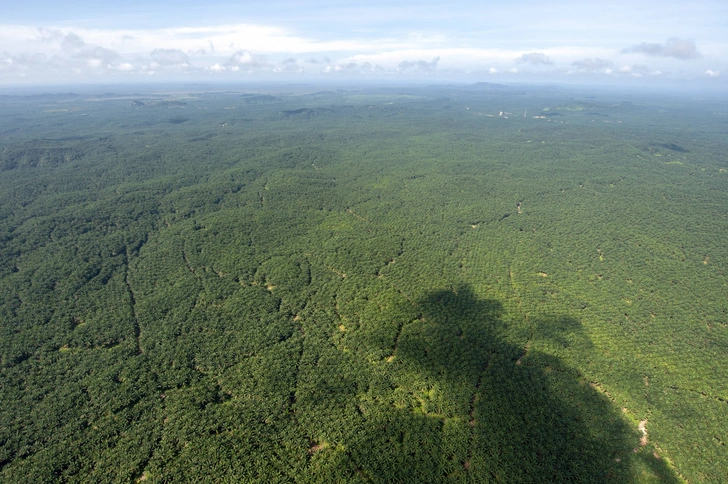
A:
[{"xmin": 1, "ymin": 85, "xmax": 726, "ymax": 482}]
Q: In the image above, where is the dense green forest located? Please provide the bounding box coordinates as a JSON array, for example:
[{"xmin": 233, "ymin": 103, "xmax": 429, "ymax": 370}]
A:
[{"xmin": 0, "ymin": 83, "xmax": 726, "ymax": 482}]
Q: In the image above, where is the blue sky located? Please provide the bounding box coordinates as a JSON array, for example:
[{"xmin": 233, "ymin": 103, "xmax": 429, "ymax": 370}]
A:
[{"xmin": 1, "ymin": 0, "xmax": 725, "ymax": 86}]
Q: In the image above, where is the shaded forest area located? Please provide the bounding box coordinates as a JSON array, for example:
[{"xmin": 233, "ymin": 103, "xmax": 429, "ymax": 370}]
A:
[{"xmin": 1, "ymin": 84, "xmax": 727, "ymax": 482}]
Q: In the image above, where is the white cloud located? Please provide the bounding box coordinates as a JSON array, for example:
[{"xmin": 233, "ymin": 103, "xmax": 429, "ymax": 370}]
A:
[
  {"xmin": 398, "ymin": 56, "xmax": 439, "ymax": 72},
  {"xmin": 111, "ymin": 62, "xmax": 134, "ymax": 71},
  {"xmin": 617, "ymin": 65, "xmax": 648, "ymax": 75},
  {"xmin": 346, "ymin": 48, "xmax": 518, "ymax": 70},
  {"xmin": 0, "ymin": 52, "xmax": 47, "ymax": 68},
  {"xmin": 572, "ymin": 58, "xmax": 613, "ymax": 71},
  {"xmin": 274, "ymin": 57, "xmax": 305, "ymax": 74},
  {"xmin": 59, "ymin": 32, "xmax": 85, "ymax": 50},
  {"xmin": 705, "ymin": 69, "xmax": 720, "ymax": 77},
  {"xmin": 228, "ymin": 50, "xmax": 267, "ymax": 68},
  {"xmin": 150, "ymin": 48, "xmax": 189, "ymax": 66},
  {"xmin": 515, "ymin": 52, "xmax": 554, "ymax": 65},
  {"xmin": 322, "ymin": 60, "xmax": 382, "ymax": 76},
  {"xmin": 623, "ymin": 38, "xmax": 700, "ymax": 60},
  {"xmin": 614, "ymin": 64, "xmax": 663, "ymax": 77}
]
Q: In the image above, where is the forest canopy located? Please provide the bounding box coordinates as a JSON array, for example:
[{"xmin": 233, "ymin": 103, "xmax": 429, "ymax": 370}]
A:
[{"xmin": 0, "ymin": 84, "xmax": 726, "ymax": 483}]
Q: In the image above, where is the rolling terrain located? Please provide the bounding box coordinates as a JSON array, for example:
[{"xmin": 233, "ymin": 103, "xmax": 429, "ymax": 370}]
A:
[{"xmin": 1, "ymin": 84, "xmax": 726, "ymax": 482}]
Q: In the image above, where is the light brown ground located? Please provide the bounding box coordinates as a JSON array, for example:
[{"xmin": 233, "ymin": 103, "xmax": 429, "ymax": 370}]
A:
[
  {"xmin": 308, "ymin": 441, "xmax": 329, "ymax": 454},
  {"xmin": 639, "ymin": 419, "xmax": 649, "ymax": 446}
]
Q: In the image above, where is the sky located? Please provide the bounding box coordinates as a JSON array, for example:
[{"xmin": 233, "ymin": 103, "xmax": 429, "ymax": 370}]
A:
[{"xmin": 1, "ymin": 0, "xmax": 726, "ymax": 87}]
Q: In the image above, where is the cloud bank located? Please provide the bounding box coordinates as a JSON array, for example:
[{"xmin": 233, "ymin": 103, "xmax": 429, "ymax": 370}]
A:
[{"xmin": 0, "ymin": 22, "xmax": 723, "ymax": 85}]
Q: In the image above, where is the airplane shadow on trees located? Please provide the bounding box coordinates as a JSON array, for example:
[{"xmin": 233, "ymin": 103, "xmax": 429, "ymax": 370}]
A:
[{"xmin": 308, "ymin": 284, "xmax": 681, "ymax": 483}]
